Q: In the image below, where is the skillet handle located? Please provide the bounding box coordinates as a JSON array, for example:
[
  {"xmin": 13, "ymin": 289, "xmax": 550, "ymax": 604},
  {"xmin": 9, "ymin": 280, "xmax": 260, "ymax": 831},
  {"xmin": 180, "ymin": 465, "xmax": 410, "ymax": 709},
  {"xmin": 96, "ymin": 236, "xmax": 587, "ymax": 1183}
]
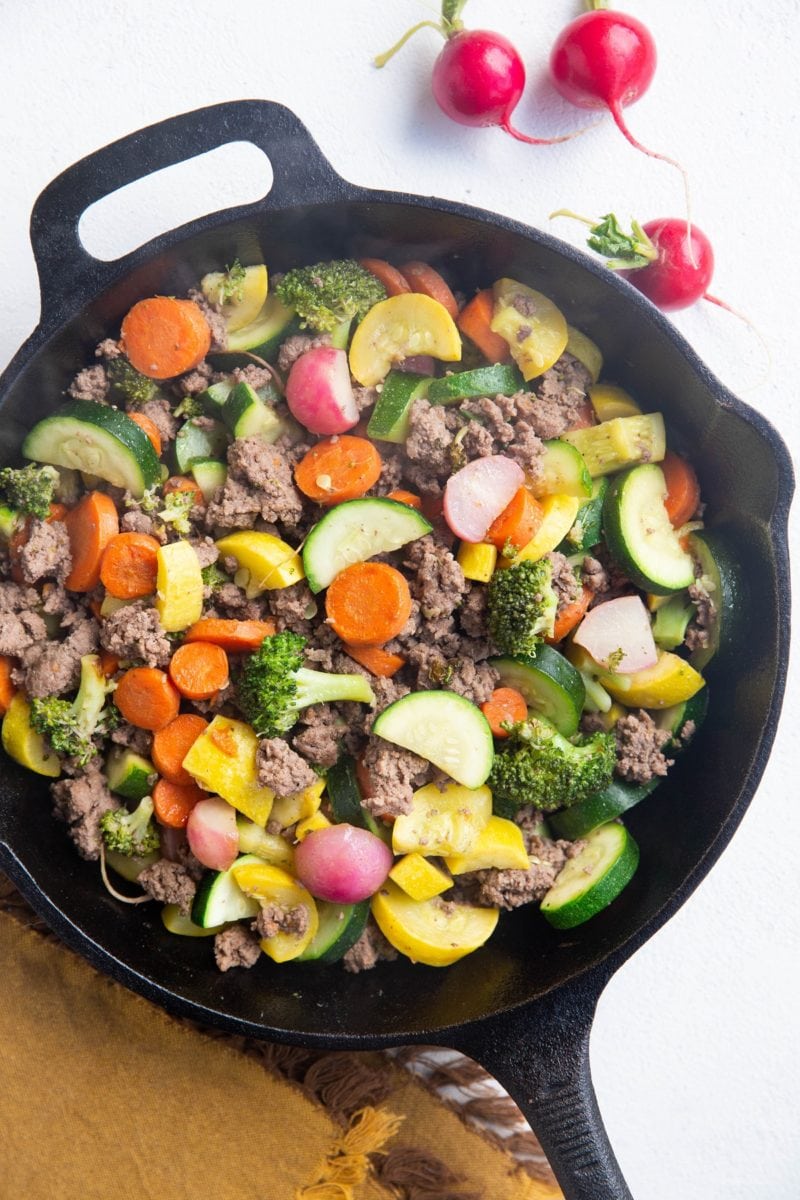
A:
[
  {"xmin": 29, "ymin": 100, "xmax": 350, "ymax": 323},
  {"xmin": 447, "ymin": 978, "xmax": 631, "ymax": 1200}
]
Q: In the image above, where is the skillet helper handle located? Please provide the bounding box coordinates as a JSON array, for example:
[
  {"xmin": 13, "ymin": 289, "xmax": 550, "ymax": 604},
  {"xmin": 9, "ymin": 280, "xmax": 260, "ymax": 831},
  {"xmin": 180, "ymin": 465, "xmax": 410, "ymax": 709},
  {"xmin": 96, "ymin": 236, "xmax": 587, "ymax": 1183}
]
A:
[
  {"xmin": 450, "ymin": 982, "xmax": 631, "ymax": 1200},
  {"xmin": 29, "ymin": 99, "xmax": 349, "ymax": 323}
]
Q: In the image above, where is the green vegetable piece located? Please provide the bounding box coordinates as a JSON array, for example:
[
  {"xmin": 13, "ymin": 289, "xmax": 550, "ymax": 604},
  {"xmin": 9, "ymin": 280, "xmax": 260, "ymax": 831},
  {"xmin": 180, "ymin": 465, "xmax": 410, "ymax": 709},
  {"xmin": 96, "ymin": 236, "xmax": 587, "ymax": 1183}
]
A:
[
  {"xmin": 487, "ymin": 558, "xmax": 558, "ymax": 655},
  {"xmin": 275, "ymin": 260, "xmax": 387, "ymax": 334},
  {"xmin": 651, "ymin": 592, "xmax": 694, "ymax": 650},
  {"xmin": 30, "ymin": 654, "xmax": 118, "ymax": 766},
  {"xmin": 0, "ymin": 463, "xmax": 59, "ymax": 520},
  {"xmin": 366, "ymin": 371, "xmax": 431, "ymax": 443},
  {"xmin": 100, "ymin": 796, "xmax": 161, "ymax": 858},
  {"xmin": 488, "ymin": 714, "xmax": 616, "ymax": 815},
  {"xmin": 427, "ymin": 364, "xmax": 524, "ymax": 405}
]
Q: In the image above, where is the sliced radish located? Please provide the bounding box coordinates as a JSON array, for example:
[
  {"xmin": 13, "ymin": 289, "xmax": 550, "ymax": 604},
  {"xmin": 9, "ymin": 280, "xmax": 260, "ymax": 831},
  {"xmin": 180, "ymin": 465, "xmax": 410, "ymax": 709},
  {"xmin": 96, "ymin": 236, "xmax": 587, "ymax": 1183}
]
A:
[
  {"xmin": 443, "ymin": 455, "xmax": 525, "ymax": 542},
  {"xmin": 294, "ymin": 823, "xmax": 393, "ymax": 903},
  {"xmin": 186, "ymin": 796, "xmax": 239, "ymax": 872},
  {"xmin": 572, "ymin": 595, "xmax": 658, "ymax": 674},
  {"xmin": 285, "ymin": 346, "xmax": 359, "ymax": 435}
]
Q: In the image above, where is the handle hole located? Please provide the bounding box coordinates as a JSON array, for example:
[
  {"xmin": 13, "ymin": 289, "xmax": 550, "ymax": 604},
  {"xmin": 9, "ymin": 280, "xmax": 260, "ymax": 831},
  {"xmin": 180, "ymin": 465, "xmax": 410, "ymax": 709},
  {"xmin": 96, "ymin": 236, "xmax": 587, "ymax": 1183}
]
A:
[{"xmin": 77, "ymin": 142, "xmax": 273, "ymax": 262}]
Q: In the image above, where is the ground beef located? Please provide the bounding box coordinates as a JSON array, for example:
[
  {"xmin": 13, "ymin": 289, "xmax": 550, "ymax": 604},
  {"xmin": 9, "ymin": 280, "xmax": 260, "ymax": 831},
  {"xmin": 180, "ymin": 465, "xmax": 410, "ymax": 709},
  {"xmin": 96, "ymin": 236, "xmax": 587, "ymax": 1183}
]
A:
[
  {"xmin": 137, "ymin": 398, "xmax": 179, "ymax": 445},
  {"xmin": 100, "ymin": 601, "xmax": 172, "ymax": 668},
  {"xmin": 406, "ymin": 642, "xmax": 498, "ymax": 705},
  {"xmin": 17, "ymin": 518, "xmax": 72, "ymax": 585},
  {"xmin": 460, "ymin": 421, "xmax": 494, "ymax": 459},
  {"xmin": 530, "ymin": 353, "xmax": 593, "ymax": 438},
  {"xmin": 267, "ymin": 581, "xmax": 318, "ymax": 633},
  {"xmin": 0, "ymin": 609, "xmax": 47, "ymax": 656},
  {"xmin": 685, "ymin": 577, "xmax": 716, "ymax": 652},
  {"xmin": 256, "ymin": 736, "xmax": 317, "ymax": 796},
  {"xmin": 15, "ymin": 615, "xmax": 99, "ymax": 697},
  {"xmin": 109, "ymin": 722, "xmax": 152, "ymax": 756},
  {"xmin": 175, "ymin": 360, "xmax": 213, "ymax": 395},
  {"xmin": 292, "ymin": 704, "xmax": 342, "ymax": 767},
  {"xmin": 214, "ymin": 924, "xmax": 261, "ymax": 972},
  {"xmin": 231, "ymin": 364, "xmax": 280, "ymax": 392},
  {"xmin": 359, "ymin": 737, "xmax": 431, "ymax": 819},
  {"xmin": 138, "ymin": 859, "xmax": 197, "ymax": 916},
  {"xmin": 404, "ymin": 399, "xmax": 455, "ymax": 477},
  {"xmin": 206, "ymin": 437, "xmax": 303, "ymax": 531},
  {"xmin": 95, "ymin": 338, "xmax": 123, "ymax": 360},
  {"xmin": 342, "ymin": 916, "xmax": 398, "ymax": 973},
  {"xmin": 458, "ymin": 584, "xmax": 488, "ymax": 639},
  {"xmin": 187, "ymin": 288, "xmax": 227, "ymax": 352},
  {"xmin": 404, "ymin": 535, "xmax": 468, "ymax": 621},
  {"xmin": 276, "ymin": 332, "xmax": 331, "ymax": 373},
  {"xmin": 353, "ymin": 384, "xmax": 379, "ymax": 414},
  {"xmin": 253, "ymin": 902, "xmax": 310, "ymax": 941},
  {"xmin": 615, "ymin": 708, "xmax": 674, "ymax": 784},
  {"xmin": 189, "ymin": 536, "xmax": 219, "ymax": 569},
  {"xmin": 50, "ymin": 761, "xmax": 119, "ymax": 861},
  {"xmin": 119, "ymin": 508, "xmax": 162, "ymax": 539},
  {"xmin": 548, "ymin": 550, "xmax": 582, "ymax": 610},
  {"xmin": 68, "ymin": 364, "xmax": 108, "ymax": 402},
  {"xmin": 0, "ymin": 582, "xmax": 40, "ymax": 612},
  {"xmin": 582, "ymin": 555, "xmax": 609, "ymax": 594}
]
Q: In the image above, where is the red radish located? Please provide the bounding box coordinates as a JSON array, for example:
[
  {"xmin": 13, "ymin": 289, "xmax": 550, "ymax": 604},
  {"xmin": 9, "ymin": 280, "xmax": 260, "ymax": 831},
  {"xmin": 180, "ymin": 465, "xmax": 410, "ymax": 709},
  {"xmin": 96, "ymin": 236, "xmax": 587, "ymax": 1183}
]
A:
[
  {"xmin": 572, "ymin": 595, "xmax": 658, "ymax": 675},
  {"xmin": 294, "ymin": 823, "xmax": 393, "ymax": 904},
  {"xmin": 186, "ymin": 796, "xmax": 239, "ymax": 872},
  {"xmin": 285, "ymin": 346, "xmax": 358, "ymax": 435},
  {"xmin": 443, "ymin": 455, "xmax": 524, "ymax": 543}
]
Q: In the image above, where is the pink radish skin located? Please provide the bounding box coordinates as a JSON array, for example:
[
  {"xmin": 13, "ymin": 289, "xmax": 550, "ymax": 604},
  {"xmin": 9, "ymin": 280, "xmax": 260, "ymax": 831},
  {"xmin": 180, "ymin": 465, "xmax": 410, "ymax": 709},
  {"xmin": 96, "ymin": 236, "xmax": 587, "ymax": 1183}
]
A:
[
  {"xmin": 294, "ymin": 824, "xmax": 393, "ymax": 904},
  {"xmin": 443, "ymin": 455, "xmax": 524, "ymax": 543},
  {"xmin": 621, "ymin": 219, "xmax": 715, "ymax": 312},
  {"xmin": 285, "ymin": 346, "xmax": 359, "ymax": 435},
  {"xmin": 186, "ymin": 797, "xmax": 239, "ymax": 872},
  {"xmin": 572, "ymin": 595, "xmax": 658, "ymax": 675}
]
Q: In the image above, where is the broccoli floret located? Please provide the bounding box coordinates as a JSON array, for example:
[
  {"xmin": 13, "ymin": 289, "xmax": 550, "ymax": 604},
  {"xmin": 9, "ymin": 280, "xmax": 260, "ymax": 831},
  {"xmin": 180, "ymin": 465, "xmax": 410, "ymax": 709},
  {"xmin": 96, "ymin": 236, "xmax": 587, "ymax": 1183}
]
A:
[
  {"xmin": 107, "ymin": 356, "xmax": 160, "ymax": 406},
  {"xmin": 236, "ymin": 630, "xmax": 376, "ymax": 737},
  {"xmin": 174, "ymin": 393, "xmax": 206, "ymax": 420},
  {"xmin": 488, "ymin": 715, "xmax": 616, "ymax": 815},
  {"xmin": 201, "ymin": 561, "xmax": 231, "ymax": 592},
  {"xmin": 275, "ymin": 259, "xmax": 387, "ymax": 334},
  {"xmin": 30, "ymin": 654, "xmax": 119, "ymax": 766},
  {"xmin": 158, "ymin": 489, "xmax": 196, "ymax": 535},
  {"xmin": 100, "ymin": 795, "xmax": 160, "ymax": 857},
  {"xmin": 487, "ymin": 558, "xmax": 558, "ymax": 655},
  {"xmin": 0, "ymin": 463, "xmax": 59, "ymax": 520},
  {"xmin": 211, "ymin": 259, "xmax": 247, "ymax": 306}
]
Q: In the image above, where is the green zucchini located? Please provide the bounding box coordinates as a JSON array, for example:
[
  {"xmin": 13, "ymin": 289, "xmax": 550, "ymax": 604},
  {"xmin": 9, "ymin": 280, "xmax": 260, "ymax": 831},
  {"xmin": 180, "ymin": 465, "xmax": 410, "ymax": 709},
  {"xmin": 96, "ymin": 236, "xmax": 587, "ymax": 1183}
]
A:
[
  {"xmin": 296, "ymin": 899, "xmax": 371, "ymax": 963},
  {"xmin": 490, "ymin": 647, "xmax": 585, "ymax": 737},
  {"xmin": 548, "ymin": 778, "xmax": 657, "ymax": 840},
  {"xmin": 302, "ymin": 497, "xmax": 431, "ymax": 593},
  {"xmin": 562, "ymin": 412, "xmax": 665, "ymax": 477},
  {"xmin": 372, "ymin": 690, "xmax": 494, "ymax": 789},
  {"xmin": 174, "ymin": 418, "xmax": 229, "ymax": 474},
  {"xmin": 427, "ymin": 364, "xmax": 524, "ymax": 404},
  {"xmin": 210, "ymin": 293, "xmax": 303, "ymax": 367},
  {"xmin": 191, "ymin": 458, "xmax": 227, "ymax": 502},
  {"xmin": 198, "ymin": 380, "xmax": 235, "ymax": 414},
  {"xmin": 651, "ymin": 591, "xmax": 694, "ymax": 650},
  {"xmin": 191, "ymin": 853, "xmax": 262, "ymax": 928},
  {"xmin": 655, "ymin": 688, "xmax": 709, "ymax": 746},
  {"xmin": 105, "ymin": 746, "xmax": 157, "ymax": 803},
  {"xmin": 603, "ymin": 464, "xmax": 696, "ymax": 594},
  {"xmin": 221, "ymin": 381, "xmax": 286, "ymax": 441},
  {"xmin": 557, "ymin": 477, "xmax": 608, "ymax": 554},
  {"xmin": 532, "ymin": 440, "xmax": 592, "ymax": 499},
  {"xmin": 366, "ymin": 371, "xmax": 431, "ymax": 443},
  {"xmin": 540, "ymin": 822, "xmax": 639, "ymax": 929},
  {"xmin": 326, "ymin": 755, "xmax": 385, "ymax": 839},
  {"xmin": 686, "ymin": 531, "xmax": 741, "ymax": 672}
]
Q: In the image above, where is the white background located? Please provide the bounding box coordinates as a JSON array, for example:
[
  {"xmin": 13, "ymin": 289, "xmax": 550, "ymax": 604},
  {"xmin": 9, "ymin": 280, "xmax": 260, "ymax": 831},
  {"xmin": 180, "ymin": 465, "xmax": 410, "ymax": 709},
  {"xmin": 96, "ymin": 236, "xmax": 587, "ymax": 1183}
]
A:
[{"xmin": 1, "ymin": 2, "xmax": 798, "ymax": 1196}]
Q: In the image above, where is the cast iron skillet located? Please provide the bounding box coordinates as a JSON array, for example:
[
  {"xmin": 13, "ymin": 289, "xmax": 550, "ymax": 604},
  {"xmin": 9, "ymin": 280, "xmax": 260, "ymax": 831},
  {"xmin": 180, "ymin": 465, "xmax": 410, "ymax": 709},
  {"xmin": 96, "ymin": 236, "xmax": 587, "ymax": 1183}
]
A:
[{"xmin": 0, "ymin": 101, "xmax": 792, "ymax": 1199}]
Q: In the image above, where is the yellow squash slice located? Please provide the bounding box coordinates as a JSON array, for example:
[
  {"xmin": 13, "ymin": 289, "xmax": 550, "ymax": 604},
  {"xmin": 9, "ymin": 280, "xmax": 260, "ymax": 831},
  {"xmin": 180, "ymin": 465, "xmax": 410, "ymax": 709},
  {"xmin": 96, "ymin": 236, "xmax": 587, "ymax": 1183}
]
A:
[
  {"xmin": 599, "ymin": 651, "xmax": 706, "ymax": 709},
  {"xmin": 231, "ymin": 862, "xmax": 318, "ymax": 962},
  {"xmin": 155, "ymin": 540, "xmax": 203, "ymax": 632},
  {"xmin": 182, "ymin": 715, "xmax": 275, "ymax": 825},
  {"xmin": 392, "ymin": 781, "xmax": 492, "ymax": 857},
  {"xmin": 509, "ymin": 494, "xmax": 581, "ymax": 564},
  {"xmin": 201, "ymin": 264, "xmax": 269, "ymax": 333},
  {"xmin": 445, "ymin": 815, "xmax": 530, "ymax": 875},
  {"xmin": 389, "ymin": 853, "xmax": 453, "ymax": 901},
  {"xmin": 349, "ymin": 294, "xmax": 462, "ymax": 387},
  {"xmin": 490, "ymin": 279, "xmax": 568, "ymax": 381},
  {"xmin": 1, "ymin": 693, "xmax": 61, "ymax": 778},
  {"xmin": 215, "ymin": 530, "xmax": 304, "ymax": 598},
  {"xmin": 372, "ymin": 880, "xmax": 498, "ymax": 967}
]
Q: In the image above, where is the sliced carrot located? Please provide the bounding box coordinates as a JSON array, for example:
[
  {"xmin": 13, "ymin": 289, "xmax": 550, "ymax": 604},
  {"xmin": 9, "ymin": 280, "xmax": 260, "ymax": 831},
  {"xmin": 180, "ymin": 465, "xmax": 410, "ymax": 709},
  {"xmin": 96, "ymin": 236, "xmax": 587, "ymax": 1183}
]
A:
[
  {"xmin": 485, "ymin": 487, "xmax": 543, "ymax": 553},
  {"xmin": 358, "ymin": 258, "xmax": 412, "ymax": 297},
  {"xmin": 64, "ymin": 491, "xmax": 120, "ymax": 593},
  {"xmin": 481, "ymin": 687, "xmax": 528, "ymax": 738},
  {"xmin": 342, "ymin": 643, "xmax": 406, "ymax": 678},
  {"xmin": 183, "ymin": 618, "xmax": 276, "ymax": 653},
  {"xmin": 325, "ymin": 562, "xmax": 412, "ymax": 647},
  {"xmin": 127, "ymin": 411, "xmax": 163, "ymax": 456},
  {"xmin": 0, "ymin": 655, "xmax": 16, "ymax": 715},
  {"xmin": 114, "ymin": 666, "xmax": 181, "ymax": 731},
  {"xmin": 152, "ymin": 713, "xmax": 209, "ymax": 786},
  {"xmin": 47, "ymin": 503, "xmax": 68, "ymax": 523},
  {"xmin": 99, "ymin": 651, "xmax": 120, "ymax": 678},
  {"xmin": 99, "ymin": 531, "xmax": 160, "ymax": 600},
  {"xmin": 163, "ymin": 475, "xmax": 205, "ymax": 507},
  {"xmin": 564, "ymin": 397, "xmax": 597, "ymax": 432},
  {"xmin": 457, "ymin": 289, "xmax": 510, "ymax": 364},
  {"xmin": 120, "ymin": 296, "xmax": 211, "ymax": 380},
  {"xmin": 547, "ymin": 585, "xmax": 593, "ymax": 645},
  {"xmin": 168, "ymin": 641, "xmax": 230, "ymax": 701},
  {"xmin": 661, "ymin": 451, "xmax": 701, "ymax": 528},
  {"xmin": 386, "ymin": 489, "xmax": 422, "ymax": 510},
  {"xmin": 152, "ymin": 777, "xmax": 206, "ymax": 829},
  {"xmin": 399, "ymin": 261, "xmax": 459, "ymax": 320},
  {"xmin": 294, "ymin": 436, "xmax": 382, "ymax": 505}
]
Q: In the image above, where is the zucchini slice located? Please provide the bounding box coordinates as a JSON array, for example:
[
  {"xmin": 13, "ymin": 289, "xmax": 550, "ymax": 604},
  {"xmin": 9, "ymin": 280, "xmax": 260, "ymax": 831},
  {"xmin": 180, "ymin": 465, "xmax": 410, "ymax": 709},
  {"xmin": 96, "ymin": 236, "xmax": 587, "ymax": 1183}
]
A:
[
  {"xmin": 686, "ymin": 530, "xmax": 741, "ymax": 672},
  {"xmin": 532, "ymin": 440, "xmax": 592, "ymax": 499},
  {"xmin": 325, "ymin": 754, "xmax": 383, "ymax": 837},
  {"xmin": 105, "ymin": 746, "xmax": 157, "ymax": 803},
  {"xmin": 373, "ymin": 691, "xmax": 494, "ymax": 789},
  {"xmin": 191, "ymin": 458, "xmax": 227, "ymax": 502},
  {"xmin": 174, "ymin": 418, "xmax": 229, "ymax": 474},
  {"xmin": 221, "ymin": 381, "xmax": 286, "ymax": 441},
  {"xmin": 557, "ymin": 476, "xmax": 608, "ymax": 553},
  {"xmin": 366, "ymin": 371, "xmax": 431, "ymax": 443},
  {"xmin": 548, "ymin": 778, "xmax": 657, "ymax": 840},
  {"xmin": 540, "ymin": 822, "xmax": 639, "ymax": 929},
  {"xmin": 191, "ymin": 853, "xmax": 263, "ymax": 929},
  {"xmin": 296, "ymin": 899, "xmax": 371, "ymax": 963},
  {"xmin": 603, "ymin": 463, "xmax": 696, "ymax": 594},
  {"xmin": 427, "ymin": 363, "xmax": 524, "ymax": 404},
  {"xmin": 302, "ymin": 497, "xmax": 431, "ymax": 593},
  {"xmin": 490, "ymin": 647, "xmax": 585, "ymax": 737}
]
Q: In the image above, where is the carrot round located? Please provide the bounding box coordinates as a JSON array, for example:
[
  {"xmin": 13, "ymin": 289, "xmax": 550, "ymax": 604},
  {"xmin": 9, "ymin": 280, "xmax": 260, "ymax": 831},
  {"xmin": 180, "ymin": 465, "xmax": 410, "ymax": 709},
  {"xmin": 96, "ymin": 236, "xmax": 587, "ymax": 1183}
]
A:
[
  {"xmin": 64, "ymin": 491, "xmax": 120, "ymax": 592},
  {"xmin": 114, "ymin": 667, "xmax": 181, "ymax": 731},
  {"xmin": 294, "ymin": 436, "xmax": 382, "ymax": 505},
  {"xmin": 457, "ymin": 289, "xmax": 510, "ymax": 364},
  {"xmin": 127, "ymin": 411, "xmax": 163, "ymax": 456},
  {"xmin": 485, "ymin": 487, "xmax": 543, "ymax": 553},
  {"xmin": 661, "ymin": 452, "xmax": 701, "ymax": 528},
  {"xmin": 99, "ymin": 531, "xmax": 160, "ymax": 600},
  {"xmin": 481, "ymin": 687, "xmax": 528, "ymax": 738},
  {"xmin": 399, "ymin": 261, "xmax": 459, "ymax": 320},
  {"xmin": 325, "ymin": 562, "xmax": 412, "ymax": 647},
  {"xmin": 163, "ymin": 475, "xmax": 205, "ymax": 507},
  {"xmin": 168, "ymin": 641, "xmax": 230, "ymax": 701},
  {"xmin": 547, "ymin": 584, "xmax": 594, "ymax": 645},
  {"xmin": 183, "ymin": 618, "xmax": 276, "ymax": 652},
  {"xmin": 120, "ymin": 296, "xmax": 211, "ymax": 380},
  {"xmin": 358, "ymin": 258, "xmax": 412, "ymax": 297},
  {"xmin": 152, "ymin": 777, "xmax": 206, "ymax": 828},
  {"xmin": 0, "ymin": 655, "xmax": 16, "ymax": 715},
  {"xmin": 152, "ymin": 713, "xmax": 209, "ymax": 785},
  {"xmin": 342, "ymin": 643, "xmax": 406, "ymax": 678},
  {"xmin": 386, "ymin": 489, "xmax": 422, "ymax": 509}
]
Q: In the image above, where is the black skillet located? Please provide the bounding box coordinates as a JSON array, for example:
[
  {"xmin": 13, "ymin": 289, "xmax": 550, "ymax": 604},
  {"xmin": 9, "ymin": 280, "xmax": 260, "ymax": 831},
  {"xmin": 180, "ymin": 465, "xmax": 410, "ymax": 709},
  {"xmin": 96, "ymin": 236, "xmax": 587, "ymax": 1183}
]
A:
[{"xmin": 0, "ymin": 101, "xmax": 792, "ymax": 1200}]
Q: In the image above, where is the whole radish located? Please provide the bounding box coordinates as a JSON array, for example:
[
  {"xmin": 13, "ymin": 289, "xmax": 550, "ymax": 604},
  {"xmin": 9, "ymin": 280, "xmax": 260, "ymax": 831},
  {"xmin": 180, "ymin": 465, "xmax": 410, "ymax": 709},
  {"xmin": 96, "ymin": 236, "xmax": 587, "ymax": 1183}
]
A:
[{"xmin": 375, "ymin": 0, "xmax": 587, "ymax": 145}]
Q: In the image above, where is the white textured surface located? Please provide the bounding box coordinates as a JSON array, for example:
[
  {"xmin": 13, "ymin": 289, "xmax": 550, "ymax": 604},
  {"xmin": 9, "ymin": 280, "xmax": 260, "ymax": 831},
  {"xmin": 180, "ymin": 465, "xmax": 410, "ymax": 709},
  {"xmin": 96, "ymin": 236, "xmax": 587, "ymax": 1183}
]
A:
[{"xmin": 0, "ymin": 2, "xmax": 798, "ymax": 1196}]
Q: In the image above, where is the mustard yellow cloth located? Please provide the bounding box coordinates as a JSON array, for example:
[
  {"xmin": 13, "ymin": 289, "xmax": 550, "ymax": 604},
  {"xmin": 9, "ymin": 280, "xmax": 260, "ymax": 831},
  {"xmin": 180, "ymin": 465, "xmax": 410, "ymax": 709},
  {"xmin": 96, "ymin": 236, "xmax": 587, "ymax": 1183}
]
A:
[{"xmin": 0, "ymin": 913, "xmax": 558, "ymax": 1200}]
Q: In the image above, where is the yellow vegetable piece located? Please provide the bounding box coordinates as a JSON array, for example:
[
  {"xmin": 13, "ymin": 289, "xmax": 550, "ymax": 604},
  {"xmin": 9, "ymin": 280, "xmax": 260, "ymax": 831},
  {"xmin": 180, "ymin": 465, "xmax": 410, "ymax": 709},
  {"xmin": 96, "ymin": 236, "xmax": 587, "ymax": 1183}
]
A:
[
  {"xmin": 349, "ymin": 294, "xmax": 462, "ymax": 387},
  {"xmin": 389, "ymin": 853, "xmax": 453, "ymax": 901},
  {"xmin": 565, "ymin": 325, "xmax": 603, "ymax": 382},
  {"xmin": 457, "ymin": 541, "xmax": 497, "ymax": 583},
  {"xmin": 270, "ymin": 776, "xmax": 326, "ymax": 828},
  {"xmin": 231, "ymin": 862, "xmax": 318, "ymax": 962},
  {"xmin": 371, "ymin": 879, "xmax": 498, "ymax": 967},
  {"xmin": 182, "ymin": 715, "xmax": 275, "ymax": 825},
  {"xmin": 295, "ymin": 811, "xmax": 332, "ymax": 841},
  {"xmin": 99, "ymin": 593, "xmax": 133, "ymax": 618},
  {"xmin": 562, "ymin": 413, "xmax": 665, "ymax": 477},
  {"xmin": 236, "ymin": 816, "xmax": 295, "ymax": 868},
  {"xmin": 600, "ymin": 651, "xmax": 706, "ymax": 709},
  {"xmin": 510, "ymin": 494, "xmax": 581, "ymax": 564},
  {"xmin": 445, "ymin": 815, "xmax": 531, "ymax": 875},
  {"xmin": 588, "ymin": 383, "xmax": 642, "ymax": 422},
  {"xmin": 490, "ymin": 279, "xmax": 568, "ymax": 381},
  {"xmin": 155, "ymin": 540, "xmax": 203, "ymax": 632},
  {"xmin": 161, "ymin": 904, "xmax": 223, "ymax": 937},
  {"xmin": 392, "ymin": 781, "xmax": 492, "ymax": 857},
  {"xmin": 2, "ymin": 693, "xmax": 61, "ymax": 778},
  {"xmin": 216, "ymin": 531, "xmax": 304, "ymax": 598},
  {"xmin": 201, "ymin": 264, "xmax": 269, "ymax": 333}
]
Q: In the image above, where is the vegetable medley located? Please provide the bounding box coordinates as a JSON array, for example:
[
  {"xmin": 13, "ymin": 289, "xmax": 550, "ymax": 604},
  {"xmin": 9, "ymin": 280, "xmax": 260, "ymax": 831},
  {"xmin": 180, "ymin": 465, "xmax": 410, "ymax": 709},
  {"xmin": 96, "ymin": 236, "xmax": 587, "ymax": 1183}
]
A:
[{"xmin": 0, "ymin": 253, "xmax": 727, "ymax": 972}]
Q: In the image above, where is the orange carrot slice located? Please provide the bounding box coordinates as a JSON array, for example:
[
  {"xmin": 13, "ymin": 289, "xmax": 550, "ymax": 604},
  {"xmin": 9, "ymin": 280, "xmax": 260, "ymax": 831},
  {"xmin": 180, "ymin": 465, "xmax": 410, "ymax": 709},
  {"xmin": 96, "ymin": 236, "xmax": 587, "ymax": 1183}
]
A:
[
  {"xmin": 99, "ymin": 531, "xmax": 160, "ymax": 599},
  {"xmin": 294, "ymin": 436, "xmax": 382, "ymax": 504},
  {"xmin": 114, "ymin": 667, "xmax": 181, "ymax": 731},
  {"xmin": 168, "ymin": 642, "xmax": 230, "ymax": 701},
  {"xmin": 64, "ymin": 491, "xmax": 120, "ymax": 592},
  {"xmin": 152, "ymin": 713, "xmax": 209, "ymax": 786},
  {"xmin": 325, "ymin": 562, "xmax": 412, "ymax": 647},
  {"xmin": 120, "ymin": 296, "xmax": 211, "ymax": 380},
  {"xmin": 481, "ymin": 687, "xmax": 528, "ymax": 738}
]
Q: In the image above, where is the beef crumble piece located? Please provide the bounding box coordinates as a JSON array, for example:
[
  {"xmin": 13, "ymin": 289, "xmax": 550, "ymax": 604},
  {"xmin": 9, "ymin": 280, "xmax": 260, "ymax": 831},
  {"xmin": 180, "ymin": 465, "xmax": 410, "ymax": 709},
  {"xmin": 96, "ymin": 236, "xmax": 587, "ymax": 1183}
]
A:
[
  {"xmin": 292, "ymin": 704, "xmax": 343, "ymax": 768},
  {"xmin": 582, "ymin": 555, "xmax": 610, "ymax": 594},
  {"xmin": 276, "ymin": 332, "xmax": 332, "ymax": 373},
  {"xmin": 133, "ymin": 398, "xmax": 179, "ymax": 445},
  {"xmin": 267, "ymin": 581, "xmax": 318, "ymax": 634},
  {"xmin": 214, "ymin": 924, "xmax": 262, "ymax": 972},
  {"xmin": 685, "ymin": 576, "xmax": 716, "ymax": 652},
  {"xmin": 256, "ymin": 736, "xmax": 317, "ymax": 796},
  {"xmin": 0, "ymin": 609, "xmax": 47, "ymax": 657},
  {"xmin": 403, "ymin": 535, "xmax": 468, "ymax": 621},
  {"xmin": 402, "ymin": 399, "xmax": 458, "ymax": 493},
  {"xmin": 342, "ymin": 917, "xmax": 399, "ymax": 973},
  {"xmin": 406, "ymin": 642, "xmax": 498, "ymax": 706},
  {"xmin": 359, "ymin": 736, "xmax": 431, "ymax": 820},
  {"xmin": 50, "ymin": 761, "xmax": 119, "ymax": 861},
  {"xmin": 548, "ymin": 550, "xmax": 582, "ymax": 610},
  {"xmin": 615, "ymin": 708, "xmax": 674, "ymax": 784},
  {"xmin": 206, "ymin": 437, "xmax": 304, "ymax": 531},
  {"xmin": 68, "ymin": 364, "xmax": 109, "ymax": 402},
  {"xmin": 100, "ymin": 600, "xmax": 172, "ymax": 669},
  {"xmin": 531, "ymin": 353, "xmax": 593, "ymax": 438},
  {"xmin": 15, "ymin": 615, "xmax": 99, "ymax": 697},
  {"xmin": 17, "ymin": 518, "xmax": 72, "ymax": 585},
  {"xmin": 253, "ymin": 902, "xmax": 310, "ymax": 941},
  {"xmin": 138, "ymin": 859, "xmax": 197, "ymax": 916},
  {"xmin": 187, "ymin": 288, "xmax": 228, "ymax": 352}
]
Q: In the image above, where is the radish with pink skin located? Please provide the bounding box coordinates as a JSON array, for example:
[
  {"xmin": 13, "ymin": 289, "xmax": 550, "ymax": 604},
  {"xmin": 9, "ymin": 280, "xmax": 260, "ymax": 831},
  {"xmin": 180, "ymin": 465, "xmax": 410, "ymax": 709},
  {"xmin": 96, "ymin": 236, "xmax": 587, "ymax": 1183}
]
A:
[
  {"xmin": 572, "ymin": 595, "xmax": 658, "ymax": 675},
  {"xmin": 443, "ymin": 455, "xmax": 524, "ymax": 543},
  {"xmin": 186, "ymin": 796, "xmax": 239, "ymax": 872},
  {"xmin": 294, "ymin": 823, "xmax": 393, "ymax": 904},
  {"xmin": 285, "ymin": 346, "xmax": 359, "ymax": 435}
]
